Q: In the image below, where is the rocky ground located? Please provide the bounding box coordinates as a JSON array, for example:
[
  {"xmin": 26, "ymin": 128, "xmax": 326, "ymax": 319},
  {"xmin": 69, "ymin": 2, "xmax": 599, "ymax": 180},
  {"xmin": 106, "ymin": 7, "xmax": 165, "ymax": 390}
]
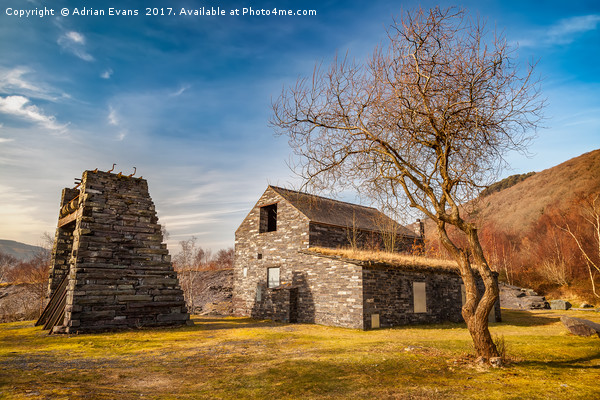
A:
[
  {"xmin": 0, "ymin": 283, "xmax": 43, "ymax": 323},
  {"xmin": 185, "ymin": 269, "xmax": 233, "ymax": 315},
  {"xmin": 499, "ymin": 283, "xmax": 550, "ymax": 310}
]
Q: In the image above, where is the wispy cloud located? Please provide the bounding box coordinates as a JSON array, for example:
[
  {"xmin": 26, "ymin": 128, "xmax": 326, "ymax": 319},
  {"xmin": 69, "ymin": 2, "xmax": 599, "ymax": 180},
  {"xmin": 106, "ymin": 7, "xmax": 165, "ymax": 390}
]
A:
[
  {"xmin": 169, "ymin": 84, "xmax": 191, "ymax": 97},
  {"xmin": 0, "ymin": 137, "xmax": 14, "ymax": 143},
  {"xmin": 0, "ymin": 183, "xmax": 52, "ymax": 244},
  {"xmin": 517, "ymin": 14, "xmax": 600, "ymax": 48},
  {"xmin": 547, "ymin": 15, "xmax": 600, "ymax": 44},
  {"xmin": 0, "ymin": 66, "xmax": 66, "ymax": 101},
  {"xmin": 107, "ymin": 106, "xmax": 119, "ymax": 126},
  {"xmin": 0, "ymin": 95, "xmax": 66, "ymax": 131},
  {"xmin": 0, "ymin": 66, "xmax": 41, "ymax": 93},
  {"xmin": 160, "ymin": 208, "xmax": 247, "ymax": 229},
  {"xmin": 101, "ymin": 68, "xmax": 113, "ymax": 79},
  {"xmin": 107, "ymin": 105, "xmax": 127, "ymax": 140},
  {"xmin": 57, "ymin": 30, "xmax": 94, "ymax": 61}
]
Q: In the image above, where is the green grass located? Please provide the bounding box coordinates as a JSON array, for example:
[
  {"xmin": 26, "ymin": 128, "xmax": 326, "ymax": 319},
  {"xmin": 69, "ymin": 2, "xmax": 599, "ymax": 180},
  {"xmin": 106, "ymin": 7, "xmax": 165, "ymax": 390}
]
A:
[{"xmin": 1, "ymin": 310, "xmax": 599, "ymax": 399}]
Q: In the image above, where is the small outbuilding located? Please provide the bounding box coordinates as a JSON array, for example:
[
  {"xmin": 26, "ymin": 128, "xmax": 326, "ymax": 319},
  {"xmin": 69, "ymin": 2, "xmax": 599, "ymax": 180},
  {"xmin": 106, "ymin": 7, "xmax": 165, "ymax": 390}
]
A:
[{"xmin": 233, "ymin": 186, "xmax": 500, "ymax": 329}]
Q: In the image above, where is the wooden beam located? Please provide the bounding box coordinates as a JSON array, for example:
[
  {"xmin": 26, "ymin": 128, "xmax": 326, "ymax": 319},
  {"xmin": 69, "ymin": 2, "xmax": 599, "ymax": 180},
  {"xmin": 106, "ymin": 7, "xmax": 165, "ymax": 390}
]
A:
[{"xmin": 57, "ymin": 212, "xmax": 77, "ymax": 228}]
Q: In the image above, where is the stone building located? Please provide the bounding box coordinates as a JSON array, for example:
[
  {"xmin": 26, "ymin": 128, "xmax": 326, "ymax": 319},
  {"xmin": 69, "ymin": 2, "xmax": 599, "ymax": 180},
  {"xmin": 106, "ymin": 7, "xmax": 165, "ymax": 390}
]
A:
[
  {"xmin": 233, "ymin": 186, "xmax": 499, "ymax": 330},
  {"xmin": 37, "ymin": 170, "xmax": 190, "ymax": 333}
]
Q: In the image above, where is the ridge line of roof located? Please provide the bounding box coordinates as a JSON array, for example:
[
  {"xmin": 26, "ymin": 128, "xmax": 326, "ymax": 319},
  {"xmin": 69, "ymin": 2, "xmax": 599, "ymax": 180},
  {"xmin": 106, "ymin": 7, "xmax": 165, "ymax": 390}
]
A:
[{"xmin": 268, "ymin": 185, "xmax": 380, "ymax": 212}]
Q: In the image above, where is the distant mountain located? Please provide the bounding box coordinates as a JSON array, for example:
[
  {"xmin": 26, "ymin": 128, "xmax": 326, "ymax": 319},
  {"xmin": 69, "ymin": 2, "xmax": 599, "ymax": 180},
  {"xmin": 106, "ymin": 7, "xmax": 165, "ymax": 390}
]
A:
[
  {"xmin": 470, "ymin": 149, "xmax": 600, "ymax": 233},
  {"xmin": 0, "ymin": 239, "xmax": 45, "ymax": 261}
]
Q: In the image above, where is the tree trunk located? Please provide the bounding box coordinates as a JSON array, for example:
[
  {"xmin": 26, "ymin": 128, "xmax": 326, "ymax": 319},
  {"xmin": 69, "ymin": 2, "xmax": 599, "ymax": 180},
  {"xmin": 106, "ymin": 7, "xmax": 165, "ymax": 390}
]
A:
[
  {"xmin": 464, "ymin": 312, "xmax": 498, "ymax": 359},
  {"xmin": 437, "ymin": 223, "xmax": 500, "ymax": 361}
]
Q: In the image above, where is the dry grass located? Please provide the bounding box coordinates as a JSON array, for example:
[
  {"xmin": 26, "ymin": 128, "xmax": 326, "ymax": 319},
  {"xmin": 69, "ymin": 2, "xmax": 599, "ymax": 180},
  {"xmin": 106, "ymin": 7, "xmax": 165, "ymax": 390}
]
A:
[
  {"xmin": 306, "ymin": 247, "xmax": 459, "ymax": 272},
  {"xmin": 1, "ymin": 310, "xmax": 599, "ymax": 399}
]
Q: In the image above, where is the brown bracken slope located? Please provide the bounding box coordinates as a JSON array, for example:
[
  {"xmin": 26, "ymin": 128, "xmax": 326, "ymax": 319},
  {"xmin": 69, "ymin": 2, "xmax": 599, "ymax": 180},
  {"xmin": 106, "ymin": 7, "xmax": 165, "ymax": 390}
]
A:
[{"xmin": 469, "ymin": 148, "xmax": 600, "ymax": 233}]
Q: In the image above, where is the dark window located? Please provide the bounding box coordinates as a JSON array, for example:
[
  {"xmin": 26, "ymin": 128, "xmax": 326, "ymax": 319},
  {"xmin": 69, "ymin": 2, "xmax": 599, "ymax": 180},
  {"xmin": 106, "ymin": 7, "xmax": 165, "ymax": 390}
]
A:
[{"xmin": 259, "ymin": 203, "xmax": 277, "ymax": 233}]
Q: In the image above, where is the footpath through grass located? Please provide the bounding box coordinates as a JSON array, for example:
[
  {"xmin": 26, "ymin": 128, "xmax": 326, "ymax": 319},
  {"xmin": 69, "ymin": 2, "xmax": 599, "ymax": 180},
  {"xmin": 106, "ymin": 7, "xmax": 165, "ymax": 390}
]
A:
[{"xmin": 0, "ymin": 310, "xmax": 599, "ymax": 399}]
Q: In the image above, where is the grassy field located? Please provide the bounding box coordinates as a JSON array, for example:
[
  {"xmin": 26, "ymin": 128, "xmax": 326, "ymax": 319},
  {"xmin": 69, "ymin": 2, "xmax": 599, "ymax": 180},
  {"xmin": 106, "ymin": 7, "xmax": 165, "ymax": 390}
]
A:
[{"xmin": 1, "ymin": 310, "xmax": 599, "ymax": 399}]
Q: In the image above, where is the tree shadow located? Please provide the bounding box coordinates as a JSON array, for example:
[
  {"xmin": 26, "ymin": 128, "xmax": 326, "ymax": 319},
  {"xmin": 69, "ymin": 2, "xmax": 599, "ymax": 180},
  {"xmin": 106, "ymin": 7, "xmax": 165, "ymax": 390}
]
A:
[
  {"xmin": 515, "ymin": 351, "xmax": 600, "ymax": 370},
  {"xmin": 499, "ymin": 309, "xmax": 561, "ymax": 327},
  {"xmin": 190, "ymin": 316, "xmax": 283, "ymax": 331}
]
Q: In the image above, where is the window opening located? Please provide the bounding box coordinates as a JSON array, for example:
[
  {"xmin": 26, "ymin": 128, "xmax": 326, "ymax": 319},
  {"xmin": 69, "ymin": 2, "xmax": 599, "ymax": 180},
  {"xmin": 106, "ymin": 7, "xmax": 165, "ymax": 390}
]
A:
[
  {"xmin": 267, "ymin": 267, "xmax": 280, "ymax": 288},
  {"xmin": 259, "ymin": 203, "xmax": 277, "ymax": 233},
  {"xmin": 413, "ymin": 281, "xmax": 427, "ymax": 313}
]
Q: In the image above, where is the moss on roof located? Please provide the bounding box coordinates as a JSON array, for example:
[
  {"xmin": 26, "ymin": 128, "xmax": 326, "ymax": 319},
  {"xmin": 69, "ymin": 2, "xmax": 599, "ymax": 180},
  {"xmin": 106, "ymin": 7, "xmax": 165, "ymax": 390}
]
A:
[{"xmin": 304, "ymin": 247, "xmax": 460, "ymax": 274}]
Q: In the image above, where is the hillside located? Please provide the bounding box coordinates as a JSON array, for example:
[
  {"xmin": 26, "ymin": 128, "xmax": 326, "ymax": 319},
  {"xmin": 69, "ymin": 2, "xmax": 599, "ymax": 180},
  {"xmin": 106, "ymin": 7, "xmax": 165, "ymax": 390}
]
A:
[
  {"xmin": 0, "ymin": 239, "xmax": 44, "ymax": 261},
  {"xmin": 470, "ymin": 149, "xmax": 600, "ymax": 233}
]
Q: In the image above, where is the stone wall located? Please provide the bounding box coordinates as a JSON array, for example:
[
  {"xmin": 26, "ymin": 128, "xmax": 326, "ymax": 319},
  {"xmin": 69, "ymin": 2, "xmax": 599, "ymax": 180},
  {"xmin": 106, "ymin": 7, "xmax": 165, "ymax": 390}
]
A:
[
  {"xmin": 46, "ymin": 170, "xmax": 189, "ymax": 333},
  {"xmin": 233, "ymin": 186, "xmax": 311, "ymax": 317},
  {"xmin": 244, "ymin": 253, "xmax": 365, "ymax": 329},
  {"xmin": 362, "ymin": 266, "xmax": 464, "ymax": 329},
  {"xmin": 233, "ymin": 187, "xmax": 364, "ymax": 329},
  {"xmin": 362, "ymin": 265, "xmax": 501, "ymax": 329}
]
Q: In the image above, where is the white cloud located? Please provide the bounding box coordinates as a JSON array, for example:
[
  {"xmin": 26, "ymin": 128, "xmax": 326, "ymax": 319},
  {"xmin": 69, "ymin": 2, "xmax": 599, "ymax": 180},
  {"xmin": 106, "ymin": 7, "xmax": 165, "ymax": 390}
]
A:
[
  {"xmin": 0, "ymin": 66, "xmax": 40, "ymax": 92},
  {"xmin": 547, "ymin": 15, "xmax": 600, "ymax": 44},
  {"xmin": 517, "ymin": 14, "xmax": 600, "ymax": 48},
  {"xmin": 0, "ymin": 95, "xmax": 66, "ymax": 131},
  {"xmin": 170, "ymin": 84, "xmax": 191, "ymax": 97},
  {"xmin": 66, "ymin": 31, "xmax": 85, "ymax": 44},
  {"xmin": 107, "ymin": 106, "xmax": 127, "ymax": 140},
  {"xmin": 107, "ymin": 106, "xmax": 119, "ymax": 126},
  {"xmin": 0, "ymin": 137, "xmax": 14, "ymax": 143},
  {"xmin": 160, "ymin": 208, "xmax": 247, "ymax": 229},
  {"xmin": 101, "ymin": 68, "xmax": 113, "ymax": 79},
  {"xmin": 57, "ymin": 30, "xmax": 94, "ymax": 61},
  {"xmin": 0, "ymin": 66, "xmax": 67, "ymax": 101},
  {"xmin": 0, "ymin": 183, "xmax": 51, "ymax": 244}
]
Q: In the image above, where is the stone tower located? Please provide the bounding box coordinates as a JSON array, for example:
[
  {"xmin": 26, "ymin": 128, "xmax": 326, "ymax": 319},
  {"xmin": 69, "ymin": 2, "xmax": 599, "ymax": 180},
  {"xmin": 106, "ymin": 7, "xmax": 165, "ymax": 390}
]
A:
[{"xmin": 37, "ymin": 170, "xmax": 190, "ymax": 333}]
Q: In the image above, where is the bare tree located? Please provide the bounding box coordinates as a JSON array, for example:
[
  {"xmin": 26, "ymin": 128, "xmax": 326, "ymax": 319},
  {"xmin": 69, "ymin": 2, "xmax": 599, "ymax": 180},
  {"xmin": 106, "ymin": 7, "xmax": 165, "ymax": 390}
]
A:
[
  {"xmin": 214, "ymin": 248, "xmax": 234, "ymax": 269},
  {"xmin": 561, "ymin": 194, "xmax": 600, "ymax": 298},
  {"xmin": 345, "ymin": 212, "xmax": 361, "ymax": 251},
  {"xmin": 374, "ymin": 213, "xmax": 401, "ymax": 253},
  {"xmin": 173, "ymin": 237, "xmax": 201, "ymax": 312},
  {"xmin": 272, "ymin": 7, "xmax": 543, "ymax": 361},
  {"xmin": 0, "ymin": 251, "xmax": 18, "ymax": 284}
]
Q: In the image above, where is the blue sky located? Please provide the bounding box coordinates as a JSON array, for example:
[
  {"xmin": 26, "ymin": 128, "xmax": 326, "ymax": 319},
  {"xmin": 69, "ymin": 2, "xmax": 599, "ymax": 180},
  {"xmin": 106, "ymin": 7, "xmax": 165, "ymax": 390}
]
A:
[{"xmin": 1, "ymin": 0, "xmax": 599, "ymax": 252}]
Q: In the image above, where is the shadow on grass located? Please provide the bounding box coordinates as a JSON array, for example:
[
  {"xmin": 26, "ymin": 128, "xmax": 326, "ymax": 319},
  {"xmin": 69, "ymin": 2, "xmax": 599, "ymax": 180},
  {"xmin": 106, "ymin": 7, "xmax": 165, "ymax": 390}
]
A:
[
  {"xmin": 190, "ymin": 316, "xmax": 283, "ymax": 331},
  {"xmin": 500, "ymin": 310, "xmax": 560, "ymax": 327},
  {"xmin": 515, "ymin": 350, "xmax": 600, "ymax": 370},
  {"xmin": 191, "ymin": 310, "xmax": 559, "ymax": 334},
  {"xmin": 13, "ymin": 308, "xmax": 560, "ymax": 337}
]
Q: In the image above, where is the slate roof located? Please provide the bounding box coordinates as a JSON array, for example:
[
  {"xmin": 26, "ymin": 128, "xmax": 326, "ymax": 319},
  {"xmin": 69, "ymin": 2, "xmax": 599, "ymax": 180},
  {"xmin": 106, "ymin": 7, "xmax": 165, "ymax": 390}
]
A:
[{"xmin": 269, "ymin": 186, "xmax": 418, "ymax": 238}]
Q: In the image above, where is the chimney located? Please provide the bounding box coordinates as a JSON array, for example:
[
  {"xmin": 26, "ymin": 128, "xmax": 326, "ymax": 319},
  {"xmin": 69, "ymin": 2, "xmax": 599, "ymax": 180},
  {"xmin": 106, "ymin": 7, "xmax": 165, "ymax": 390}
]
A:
[{"xmin": 415, "ymin": 219, "xmax": 425, "ymax": 238}]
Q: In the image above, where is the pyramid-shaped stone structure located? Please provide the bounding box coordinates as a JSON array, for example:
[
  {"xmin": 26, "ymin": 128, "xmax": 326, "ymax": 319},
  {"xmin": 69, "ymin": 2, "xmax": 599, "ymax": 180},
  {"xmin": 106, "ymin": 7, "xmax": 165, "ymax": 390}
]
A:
[{"xmin": 38, "ymin": 170, "xmax": 190, "ymax": 333}]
